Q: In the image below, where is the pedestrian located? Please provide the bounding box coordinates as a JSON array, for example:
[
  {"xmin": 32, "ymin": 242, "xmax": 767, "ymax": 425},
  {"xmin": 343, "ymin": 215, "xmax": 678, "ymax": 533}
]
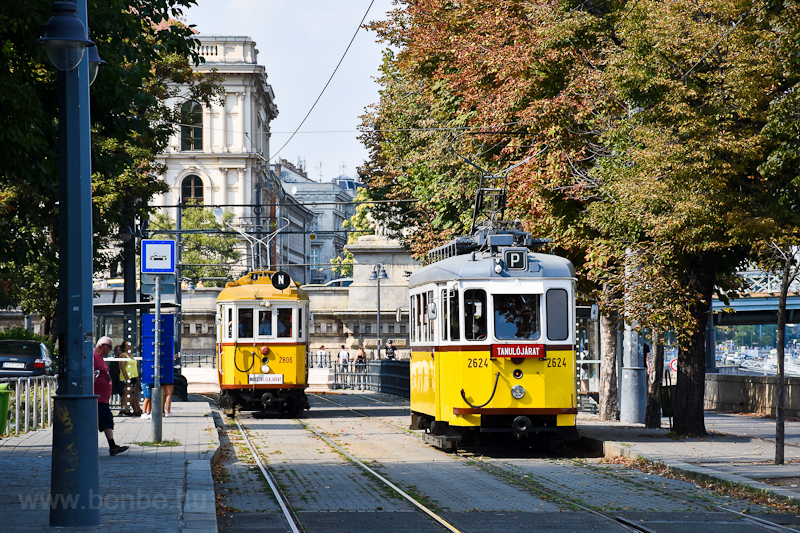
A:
[
  {"xmin": 316, "ymin": 345, "xmax": 327, "ymax": 368},
  {"xmin": 161, "ymin": 352, "xmax": 176, "ymax": 417},
  {"xmin": 93, "ymin": 336, "xmax": 129, "ymax": 456},
  {"xmin": 140, "ymin": 381, "xmax": 152, "ymax": 419},
  {"xmin": 120, "ymin": 341, "xmax": 142, "ymax": 416},
  {"xmin": 385, "ymin": 340, "xmax": 396, "ymax": 360},
  {"xmin": 355, "ymin": 346, "xmax": 366, "ymax": 389},
  {"xmin": 337, "ymin": 345, "xmax": 350, "ymax": 385},
  {"xmin": 109, "ymin": 345, "xmax": 125, "ymax": 408}
]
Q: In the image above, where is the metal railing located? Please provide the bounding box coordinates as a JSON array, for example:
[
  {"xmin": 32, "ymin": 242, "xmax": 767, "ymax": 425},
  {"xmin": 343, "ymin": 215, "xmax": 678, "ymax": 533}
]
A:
[
  {"xmin": 309, "ymin": 352, "xmax": 334, "ymax": 369},
  {"xmin": 332, "ymin": 360, "xmax": 410, "ymax": 398},
  {"xmin": 180, "ymin": 352, "xmax": 216, "ymax": 368},
  {"xmin": 1, "ymin": 376, "xmax": 58, "ymax": 436}
]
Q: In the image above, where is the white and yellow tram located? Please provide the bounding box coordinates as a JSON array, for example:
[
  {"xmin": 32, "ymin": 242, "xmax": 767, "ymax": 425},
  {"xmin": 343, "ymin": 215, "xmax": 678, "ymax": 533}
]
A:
[{"xmin": 408, "ymin": 235, "xmax": 578, "ymax": 450}]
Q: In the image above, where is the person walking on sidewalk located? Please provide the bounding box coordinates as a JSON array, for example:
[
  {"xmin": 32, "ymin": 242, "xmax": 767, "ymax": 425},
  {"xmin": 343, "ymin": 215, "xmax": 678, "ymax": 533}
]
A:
[
  {"xmin": 119, "ymin": 341, "xmax": 142, "ymax": 416},
  {"xmin": 93, "ymin": 336, "xmax": 130, "ymax": 456}
]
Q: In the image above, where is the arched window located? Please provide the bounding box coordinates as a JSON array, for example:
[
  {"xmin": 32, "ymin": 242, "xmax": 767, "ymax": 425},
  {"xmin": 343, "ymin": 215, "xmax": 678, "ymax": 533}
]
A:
[
  {"xmin": 181, "ymin": 101, "xmax": 203, "ymax": 151},
  {"xmin": 181, "ymin": 175, "xmax": 203, "ymax": 204}
]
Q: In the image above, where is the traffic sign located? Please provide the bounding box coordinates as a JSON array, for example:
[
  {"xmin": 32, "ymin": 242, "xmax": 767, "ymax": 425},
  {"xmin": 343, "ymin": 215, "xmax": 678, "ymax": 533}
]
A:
[
  {"xmin": 670, "ymin": 358, "xmax": 678, "ymax": 372},
  {"xmin": 141, "ymin": 273, "xmax": 176, "ymax": 295},
  {"xmin": 141, "ymin": 240, "xmax": 175, "ymax": 274}
]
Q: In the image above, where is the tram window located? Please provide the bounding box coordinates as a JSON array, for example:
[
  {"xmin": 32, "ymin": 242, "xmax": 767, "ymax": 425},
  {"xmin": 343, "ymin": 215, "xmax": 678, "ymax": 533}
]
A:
[
  {"xmin": 238, "ymin": 308, "xmax": 253, "ymax": 339},
  {"xmin": 441, "ymin": 290, "xmax": 448, "ymax": 341},
  {"xmin": 258, "ymin": 310, "xmax": 272, "ymax": 336},
  {"xmin": 547, "ymin": 289, "xmax": 569, "ymax": 341},
  {"xmin": 464, "ymin": 289, "xmax": 487, "ymax": 341},
  {"xmin": 421, "ymin": 292, "xmax": 428, "ymax": 342},
  {"xmin": 450, "ymin": 289, "xmax": 460, "ymax": 341},
  {"xmin": 493, "ymin": 294, "xmax": 540, "ymax": 340},
  {"xmin": 427, "ymin": 290, "xmax": 434, "ymax": 341},
  {"xmin": 298, "ymin": 308, "xmax": 304, "ymax": 340},
  {"xmin": 277, "ymin": 308, "xmax": 292, "ymax": 338},
  {"xmin": 226, "ymin": 308, "xmax": 233, "ymax": 340}
]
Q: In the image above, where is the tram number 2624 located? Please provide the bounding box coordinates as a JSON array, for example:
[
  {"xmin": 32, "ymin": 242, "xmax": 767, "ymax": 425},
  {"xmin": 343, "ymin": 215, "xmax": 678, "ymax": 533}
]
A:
[
  {"xmin": 545, "ymin": 357, "xmax": 568, "ymax": 368},
  {"xmin": 467, "ymin": 358, "xmax": 489, "ymax": 368}
]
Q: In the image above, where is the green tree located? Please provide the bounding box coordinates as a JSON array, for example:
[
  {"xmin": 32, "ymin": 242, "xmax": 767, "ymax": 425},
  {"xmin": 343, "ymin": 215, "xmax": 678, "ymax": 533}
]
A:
[{"xmin": 150, "ymin": 205, "xmax": 240, "ymax": 287}]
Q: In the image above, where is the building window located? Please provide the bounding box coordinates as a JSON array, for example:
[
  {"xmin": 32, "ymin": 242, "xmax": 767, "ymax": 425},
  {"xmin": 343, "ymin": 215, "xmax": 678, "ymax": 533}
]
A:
[
  {"xmin": 181, "ymin": 101, "xmax": 203, "ymax": 151},
  {"xmin": 182, "ymin": 175, "xmax": 203, "ymax": 204},
  {"xmin": 310, "ymin": 215, "xmax": 319, "ymax": 232},
  {"xmin": 310, "ymin": 247, "xmax": 320, "ymax": 266}
]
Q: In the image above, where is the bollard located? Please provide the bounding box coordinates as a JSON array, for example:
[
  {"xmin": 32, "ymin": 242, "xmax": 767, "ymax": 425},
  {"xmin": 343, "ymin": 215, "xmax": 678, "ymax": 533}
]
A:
[{"xmin": 0, "ymin": 383, "xmax": 12, "ymax": 435}]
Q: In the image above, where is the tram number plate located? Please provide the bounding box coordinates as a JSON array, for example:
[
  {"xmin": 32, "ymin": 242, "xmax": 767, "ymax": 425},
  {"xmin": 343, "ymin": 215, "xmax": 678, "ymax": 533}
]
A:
[
  {"xmin": 3, "ymin": 362, "xmax": 25, "ymax": 369},
  {"xmin": 546, "ymin": 357, "xmax": 568, "ymax": 368},
  {"xmin": 249, "ymin": 374, "xmax": 283, "ymax": 384},
  {"xmin": 467, "ymin": 358, "xmax": 489, "ymax": 368}
]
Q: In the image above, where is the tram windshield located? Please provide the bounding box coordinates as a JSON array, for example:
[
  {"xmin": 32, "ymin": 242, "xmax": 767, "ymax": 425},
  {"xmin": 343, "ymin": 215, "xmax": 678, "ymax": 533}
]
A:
[
  {"xmin": 237, "ymin": 308, "xmax": 254, "ymax": 339},
  {"xmin": 493, "ymin": 294, "xmax": 540, "ymax": 340}
]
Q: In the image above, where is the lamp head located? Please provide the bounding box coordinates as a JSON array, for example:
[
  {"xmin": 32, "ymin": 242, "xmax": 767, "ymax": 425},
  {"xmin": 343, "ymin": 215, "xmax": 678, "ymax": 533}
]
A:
[
  {"xmin": 37, "ymin": 1, "xmax": 95, "ymax": 72},
  {"xmin": 85, "ymin": 41, "xmax": 106, "ymax": 85}
]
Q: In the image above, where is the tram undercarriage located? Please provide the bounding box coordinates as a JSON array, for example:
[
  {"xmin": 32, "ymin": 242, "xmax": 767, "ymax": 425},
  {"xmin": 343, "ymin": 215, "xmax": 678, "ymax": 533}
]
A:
[
  {"xmin": 410, "ymin": 412, "xmax": 579, "ymax": 452},
  {"xmin": 218, "ymin": 388, "xmax": 309, "ymax": 418}
]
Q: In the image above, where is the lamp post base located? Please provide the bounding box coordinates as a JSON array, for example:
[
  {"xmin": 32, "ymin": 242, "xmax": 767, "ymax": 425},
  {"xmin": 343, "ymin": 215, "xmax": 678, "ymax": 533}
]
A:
[{"xmin": 50, "ymin": 394, "xmax": 100, "ymax": 527}]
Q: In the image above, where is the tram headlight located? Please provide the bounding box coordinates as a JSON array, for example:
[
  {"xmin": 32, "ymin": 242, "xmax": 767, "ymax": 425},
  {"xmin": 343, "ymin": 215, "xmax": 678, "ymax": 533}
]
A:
[
  {"xmin": 260, "ymin": 364, "xmax": 270, "ymax": 374},
  {"xmin": 511, "ymin": 384, "xmax": 525, "ymax": 399}
]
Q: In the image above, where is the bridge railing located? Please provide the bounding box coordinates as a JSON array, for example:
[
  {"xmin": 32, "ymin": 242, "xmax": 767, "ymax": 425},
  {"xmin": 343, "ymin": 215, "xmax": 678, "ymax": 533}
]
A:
[{"xmin": 332, "ymin": 360, "xmax": 410, "ymax": 398}]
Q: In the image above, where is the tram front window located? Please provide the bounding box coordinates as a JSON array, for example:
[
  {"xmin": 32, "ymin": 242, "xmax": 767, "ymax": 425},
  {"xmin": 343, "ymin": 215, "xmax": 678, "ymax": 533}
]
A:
[
  {"xmin": 238, "ymin": 308, "xmax": 254, "ymax": 338},
  {"xmin": 465, "ymin": 289, "xmax": 487, "ymax": 341},
  {"xmin": 258, "ymin": 310, "xmax": 272, "ymax": 336},
  {"xmin": 277, "ymin": 308, "xmax": 292, "ymax": 338},
  {"xmin": 493, "ymin": 294, "xmax": 540, "ymax": 340}
]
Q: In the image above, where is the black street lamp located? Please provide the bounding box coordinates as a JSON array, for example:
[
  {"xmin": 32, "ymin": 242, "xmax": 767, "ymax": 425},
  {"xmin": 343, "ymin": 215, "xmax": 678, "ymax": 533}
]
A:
[
  {"xmin": 370, "ymin": 264, "xmax": 388, "ymax": 358},
  {"xmin": 38, "ymin": 1, "xmax": 101, "ymax": 527}
]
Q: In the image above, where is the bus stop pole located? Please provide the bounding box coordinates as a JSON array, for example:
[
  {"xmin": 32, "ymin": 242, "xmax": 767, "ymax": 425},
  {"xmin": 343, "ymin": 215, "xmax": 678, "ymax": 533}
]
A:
[{"xmin": 152, "ymin": 275, "xmax": 163, "ymax": 442}]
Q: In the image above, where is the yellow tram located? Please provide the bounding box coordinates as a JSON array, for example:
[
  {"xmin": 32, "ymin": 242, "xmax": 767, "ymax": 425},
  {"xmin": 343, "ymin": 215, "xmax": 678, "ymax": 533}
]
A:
[
  {"xmin": 408, "ymin": 233, "xmax": 579, "ymax": 451},
  {"xmin": 216, "ymin": 271, "xmax": 310, "ymax": 417}
]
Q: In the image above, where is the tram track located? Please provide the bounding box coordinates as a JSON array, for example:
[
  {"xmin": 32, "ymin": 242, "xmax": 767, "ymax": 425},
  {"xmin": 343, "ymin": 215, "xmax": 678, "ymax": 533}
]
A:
[
  {"xmin": 310, "ymin": 392, "xmax": 798, "ymax": 533},
  {"xmin": 232, "ymin": 412, "xmax": 464, "ymax": 533}
]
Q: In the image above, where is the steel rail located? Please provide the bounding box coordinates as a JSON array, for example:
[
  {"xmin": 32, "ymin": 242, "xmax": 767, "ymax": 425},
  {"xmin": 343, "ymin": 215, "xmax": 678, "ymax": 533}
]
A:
[
  {"xmin": 563, "ymin": 458, "xmax": 798, "ymax": 533},
  {"xmin": 293, "ymin": 416, "xmax": 463, "ymax": 533},
  {"xmin": 234, "ymin": 419, "xmax": 303, "ymax": 533},
  {"xmin": 311, "ymin": 393, "xmax": 794, "ymax": 533}
]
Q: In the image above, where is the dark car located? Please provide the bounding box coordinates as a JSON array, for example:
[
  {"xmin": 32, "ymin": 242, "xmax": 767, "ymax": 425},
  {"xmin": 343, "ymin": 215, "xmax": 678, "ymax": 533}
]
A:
[{"xmin": 0, "ymin": 340, "xmax": 54, "ymax": 378}]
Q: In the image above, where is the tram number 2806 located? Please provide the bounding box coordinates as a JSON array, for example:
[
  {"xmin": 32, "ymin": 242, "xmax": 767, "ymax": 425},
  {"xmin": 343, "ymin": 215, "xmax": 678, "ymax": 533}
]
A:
[{"xmin": 279, "ymin": 356, "xmax": 293, "ymax": 364}]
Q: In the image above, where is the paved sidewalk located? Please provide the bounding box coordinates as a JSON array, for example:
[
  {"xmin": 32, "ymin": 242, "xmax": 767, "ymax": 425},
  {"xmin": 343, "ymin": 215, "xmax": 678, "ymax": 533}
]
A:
[
  {"xmin": 0, "ymin": 401, "xmax": 220, "ymax": 532},
  {"xmin": 579, "ymin": 410, "xmax": 800, "ymax": 505}
]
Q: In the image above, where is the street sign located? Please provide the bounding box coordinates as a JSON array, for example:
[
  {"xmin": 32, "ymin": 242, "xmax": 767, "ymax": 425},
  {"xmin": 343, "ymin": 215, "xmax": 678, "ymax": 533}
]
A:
[
  {"xmin": 670, "ymin": 358, "xmax": 678, "ymax": 372},
  {"xmin": 141, "ymin": 240, "xmax": 175, "ymax": 274},
  {"xmin": 141, "ymin": 273, "xmax": 176, "ymax": 295},
  {"xmin": 271, "ymin": 271, "xmax": 291, "ymax": 290}
]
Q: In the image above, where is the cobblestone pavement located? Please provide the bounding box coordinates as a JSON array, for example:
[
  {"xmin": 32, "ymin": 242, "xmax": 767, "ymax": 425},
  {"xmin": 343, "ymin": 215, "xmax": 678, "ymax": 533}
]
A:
[{"xmin": 0, "ymin": 399, "xmax": 219, "ymax": 533}]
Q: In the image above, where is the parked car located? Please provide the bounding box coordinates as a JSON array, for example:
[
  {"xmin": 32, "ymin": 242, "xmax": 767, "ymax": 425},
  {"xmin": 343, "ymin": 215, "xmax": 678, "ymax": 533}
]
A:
[
  {"xmin": 324, "ymin": 278, "xmax": 353, "ymax": 287},
  {"xmin": 0, "ymin": 340, "xmax": 54, "ymax": 378}
]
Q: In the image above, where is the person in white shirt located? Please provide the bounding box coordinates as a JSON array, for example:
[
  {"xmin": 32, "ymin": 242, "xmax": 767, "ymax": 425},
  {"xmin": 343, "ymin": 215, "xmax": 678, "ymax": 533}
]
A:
[
  {"xmin": 316, "ymin": 345, "xmax": 327, "ymax": 368},
  {"xmin": 337, "ymin": 345, "xmax": 349, "ymax": 371}
]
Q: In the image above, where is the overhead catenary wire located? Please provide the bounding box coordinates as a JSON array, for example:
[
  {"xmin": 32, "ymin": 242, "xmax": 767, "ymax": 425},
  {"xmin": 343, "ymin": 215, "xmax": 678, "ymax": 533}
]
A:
[{"xmin": 269, "ymin": 0, "xmax": 377, "ymax": 163}]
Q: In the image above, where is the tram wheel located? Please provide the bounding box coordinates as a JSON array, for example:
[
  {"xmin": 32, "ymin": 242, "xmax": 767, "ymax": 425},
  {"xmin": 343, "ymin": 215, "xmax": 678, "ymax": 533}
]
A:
[{"xmin": 224, "ymin": 407, "xmax": 236, "ymax": 418}]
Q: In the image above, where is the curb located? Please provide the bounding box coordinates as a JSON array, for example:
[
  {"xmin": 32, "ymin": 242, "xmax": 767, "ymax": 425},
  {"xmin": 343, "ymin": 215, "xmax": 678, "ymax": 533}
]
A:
[
  {"xmin": 182, "ymin": 408, "xmax": 222, "ymax": 533},
  {"xmin": 583, "ymin": 436, "xmax": 800, "ymax": 507}
]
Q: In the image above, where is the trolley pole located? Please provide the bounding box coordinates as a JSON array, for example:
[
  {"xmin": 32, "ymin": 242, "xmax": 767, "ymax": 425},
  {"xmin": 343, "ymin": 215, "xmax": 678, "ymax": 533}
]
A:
[{"xmin": 152, "ymin": 275, "xmax": 163, "ymax": 443}]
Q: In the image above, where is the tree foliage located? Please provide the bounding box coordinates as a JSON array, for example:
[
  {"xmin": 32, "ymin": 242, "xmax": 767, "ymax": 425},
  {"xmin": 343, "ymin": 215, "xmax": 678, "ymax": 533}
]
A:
[
  {"xmin": 362, "ymin": 0, "xmax": 800, "ymax": 434},
  {"xmin": 0, "ymin": 0, "xmax": 223, "ymax": 327}
]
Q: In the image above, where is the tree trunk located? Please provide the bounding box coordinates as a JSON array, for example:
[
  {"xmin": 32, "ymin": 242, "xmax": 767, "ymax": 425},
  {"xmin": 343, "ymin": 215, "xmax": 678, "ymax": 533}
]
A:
[
  {"xmin": 673, "ymin": 251, "xmax": 716, "ymax": 436},
  {"xmin": 775, "ymin": 255, "xmax": 791, "ymax": 465},
  {"xmin": 599, "ymin": 286, "xmax": 619, "ymax": 420},
  {"xmin": 645, "ymin": 331, "xmax": 664, "ymax": 428}
]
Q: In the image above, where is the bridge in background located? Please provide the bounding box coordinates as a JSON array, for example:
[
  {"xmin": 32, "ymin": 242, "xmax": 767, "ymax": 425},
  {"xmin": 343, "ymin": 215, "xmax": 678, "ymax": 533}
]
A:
[{"xmin": 713, "ymin": 268, "xmax": 800, "ymax": 326}]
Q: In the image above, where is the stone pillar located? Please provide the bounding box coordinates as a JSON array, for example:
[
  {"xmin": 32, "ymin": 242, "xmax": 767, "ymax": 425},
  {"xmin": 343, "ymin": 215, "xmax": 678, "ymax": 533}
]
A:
[
  {"xmin": 218, "ymin": 168, "xmax": 228, "ymax": 205},
  {"xmin": 237, "ymin": 92, "xmax": 245, "ymax": 153},
  {"xmin": 203, "ymin": 105, "xmax": 211, "ymax": 153}
]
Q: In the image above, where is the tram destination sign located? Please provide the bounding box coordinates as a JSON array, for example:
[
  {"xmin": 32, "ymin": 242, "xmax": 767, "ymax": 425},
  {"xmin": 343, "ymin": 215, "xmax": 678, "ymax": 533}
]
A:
[
  {"xmin": 492, "ymin": 344, "xmax": 545, "ymax": 359},
  {"xmin": 249, "ymin": 374, "xmax": 283, "ymax": 384}
]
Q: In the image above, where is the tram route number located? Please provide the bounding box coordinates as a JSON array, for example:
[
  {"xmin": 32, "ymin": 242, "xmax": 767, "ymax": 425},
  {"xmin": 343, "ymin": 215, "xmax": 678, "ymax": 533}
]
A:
[
  {"xmin": 546, "ymin": 357, "xmax": 568, "ymax": 368},
  {"xmin": 278, "ymin": 356, "xmax": 293, "ymax": 364},
  {"xmin": 467, "ymin": 358, "xmax": 489, "ymax": 368}
]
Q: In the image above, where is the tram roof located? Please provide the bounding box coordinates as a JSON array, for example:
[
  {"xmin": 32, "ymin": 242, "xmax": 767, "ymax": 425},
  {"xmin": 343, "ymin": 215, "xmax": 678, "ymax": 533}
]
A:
[
  {"xmin": 217, "ymin": 271, "xmax": 308, "ymax": 303},
  {"xmin": 409, "ymin": 251, "xmax": 575, "ymax": 288}
]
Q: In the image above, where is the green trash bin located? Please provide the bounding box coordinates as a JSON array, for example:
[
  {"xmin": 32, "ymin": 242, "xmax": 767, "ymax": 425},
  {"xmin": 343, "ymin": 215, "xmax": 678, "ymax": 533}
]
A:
[{"xmin": 0, "ymin": 383, "xmax": 12, "ymax": 436}]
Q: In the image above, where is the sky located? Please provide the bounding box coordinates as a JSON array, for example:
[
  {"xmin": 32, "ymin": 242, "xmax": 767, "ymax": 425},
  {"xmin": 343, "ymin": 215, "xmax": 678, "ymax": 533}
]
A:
[{"xmin": 183, "ymin": 0, "xmax": 395, "ymax": 182}]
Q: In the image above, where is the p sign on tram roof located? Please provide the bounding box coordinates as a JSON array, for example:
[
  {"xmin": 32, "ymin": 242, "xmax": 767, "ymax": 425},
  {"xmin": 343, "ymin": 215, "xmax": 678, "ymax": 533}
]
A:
[{"xmin": 141, "ymin": 240, "xmax": 175, "ymax": 274}]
